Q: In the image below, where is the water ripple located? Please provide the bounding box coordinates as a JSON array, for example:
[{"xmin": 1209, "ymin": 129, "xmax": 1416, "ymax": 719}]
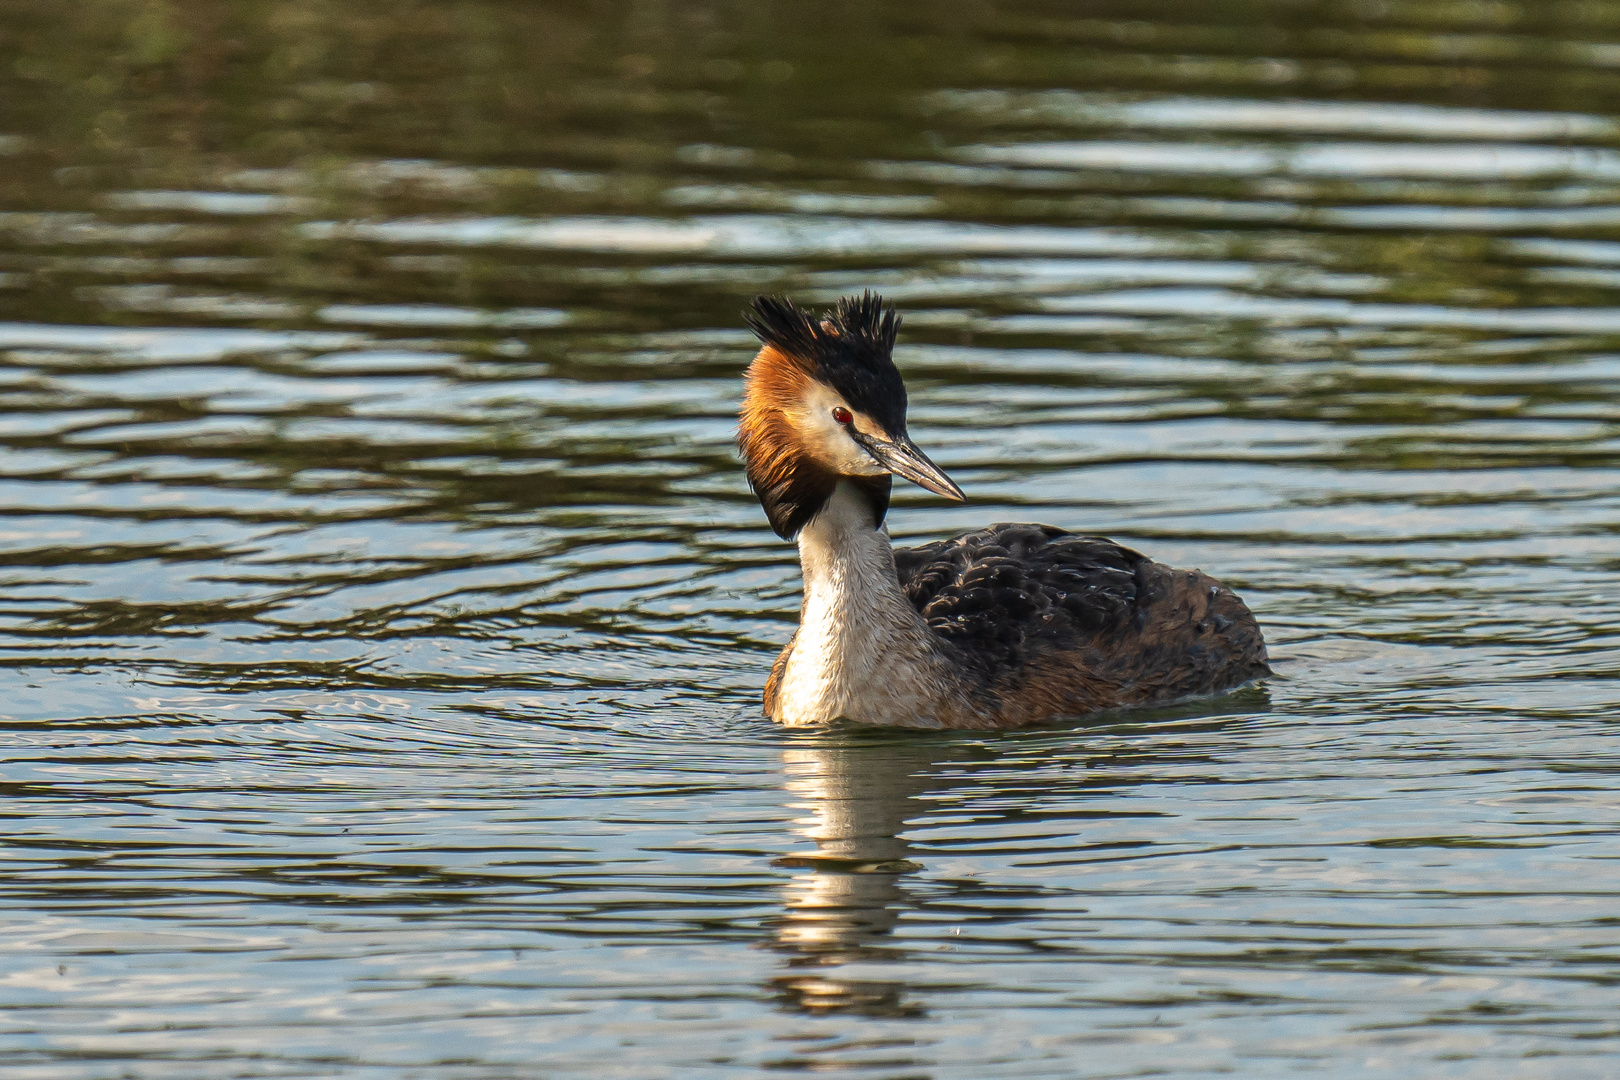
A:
[{"xmin": 0, "ymin": 2, "xmax": 1618, "ymax": 1077}]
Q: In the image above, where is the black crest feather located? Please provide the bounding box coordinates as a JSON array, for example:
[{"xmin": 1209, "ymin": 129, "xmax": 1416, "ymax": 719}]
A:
[{"xmin": 744, "ymin": 292, "xmax": 908, "ymax": 435}]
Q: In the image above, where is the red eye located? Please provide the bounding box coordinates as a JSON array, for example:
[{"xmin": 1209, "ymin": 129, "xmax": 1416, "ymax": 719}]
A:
[{"xmin": 832, "ymin": 406, "xmax": 852, "ymax": 425}]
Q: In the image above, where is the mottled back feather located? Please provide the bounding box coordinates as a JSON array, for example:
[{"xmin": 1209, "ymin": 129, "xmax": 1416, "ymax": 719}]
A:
[
  {"xmin": 892, "ymin": 522, "xmax": 1269, "ymax": 712},
  {"xmin": 895, "ymin": 524, "xmax": 1143, "ymax": 666}
]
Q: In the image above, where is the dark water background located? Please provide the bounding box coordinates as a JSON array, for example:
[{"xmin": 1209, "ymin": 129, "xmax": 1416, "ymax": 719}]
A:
[{"xmin": 1, "ymin": 2, "xmax": 1618, "ymax": 1076}]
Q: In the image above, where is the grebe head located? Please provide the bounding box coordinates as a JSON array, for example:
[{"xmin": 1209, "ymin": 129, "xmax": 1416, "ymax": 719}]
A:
[{"xmin": 739, "ymin": 292, "xmax": 964, "ymax": 539}]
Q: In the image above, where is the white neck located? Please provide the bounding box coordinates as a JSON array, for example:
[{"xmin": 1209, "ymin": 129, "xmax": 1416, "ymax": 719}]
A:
[{"xmin": 773, "ymin": 481, "xmax": 951, "ymax": 727}]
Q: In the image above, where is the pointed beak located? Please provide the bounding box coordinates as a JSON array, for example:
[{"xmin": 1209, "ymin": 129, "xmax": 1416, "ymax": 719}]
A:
[{"xmin": 851, "ymin": 431, "xmax": 965, "ymax": 501}]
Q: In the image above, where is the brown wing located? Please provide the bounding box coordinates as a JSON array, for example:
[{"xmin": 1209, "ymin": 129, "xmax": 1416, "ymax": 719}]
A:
[
  {"xmin": 894, "ymin": 523, "xmax": 1268, "ymax": 713},
  {"xmin": 894, "ymin": 524, "xmax": 1147, "ymax": 667}
]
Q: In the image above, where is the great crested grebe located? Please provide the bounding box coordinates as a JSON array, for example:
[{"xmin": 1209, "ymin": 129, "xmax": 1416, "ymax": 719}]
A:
[{"xmin": 739, "ymin": 292, "xmax": 1269, "ymax": 730}]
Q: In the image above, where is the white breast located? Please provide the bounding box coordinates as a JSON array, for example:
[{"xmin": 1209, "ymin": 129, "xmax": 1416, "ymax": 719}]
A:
[{"xmin": 773, "ymin": 482, "xmax": 960, "ymax": 727}]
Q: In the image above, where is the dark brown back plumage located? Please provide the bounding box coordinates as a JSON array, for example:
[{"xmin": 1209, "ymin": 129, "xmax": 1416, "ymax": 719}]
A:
[{"xmin": 893, "ymin": 523, "xmax": 1269, "ymax": 722}]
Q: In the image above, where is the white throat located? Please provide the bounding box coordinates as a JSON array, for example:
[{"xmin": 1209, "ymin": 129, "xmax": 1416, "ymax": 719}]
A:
[{"xmin": 774, "ymin": 481, "xmax": 949, "ymax": 727}]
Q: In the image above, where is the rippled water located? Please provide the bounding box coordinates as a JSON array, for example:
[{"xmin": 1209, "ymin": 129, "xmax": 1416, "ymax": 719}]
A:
[{"xmin": 2, "ymin": 2, "xmax": 1619, "ymax": 1076}]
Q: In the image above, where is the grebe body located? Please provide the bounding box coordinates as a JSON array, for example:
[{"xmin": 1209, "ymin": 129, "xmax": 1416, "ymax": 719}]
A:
[{"xmin": 739, "ymin": 294, "xmax": 1268, "ymax": 730}]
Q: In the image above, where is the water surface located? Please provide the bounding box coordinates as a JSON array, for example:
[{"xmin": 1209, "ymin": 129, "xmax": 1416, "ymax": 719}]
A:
[{"xmin": 1, "ymin": 2, "xmax": 1618, "ymax": 1077}]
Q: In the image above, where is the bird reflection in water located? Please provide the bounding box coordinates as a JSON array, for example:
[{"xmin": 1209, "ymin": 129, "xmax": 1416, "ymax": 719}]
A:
[
  {"xmin": 762, "ymin": 703, "xmax": 1268, "ymax": 1018},
  {"xmin": 769, "ymin": 734, "xmax": 965, "ymax": 1018}
]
